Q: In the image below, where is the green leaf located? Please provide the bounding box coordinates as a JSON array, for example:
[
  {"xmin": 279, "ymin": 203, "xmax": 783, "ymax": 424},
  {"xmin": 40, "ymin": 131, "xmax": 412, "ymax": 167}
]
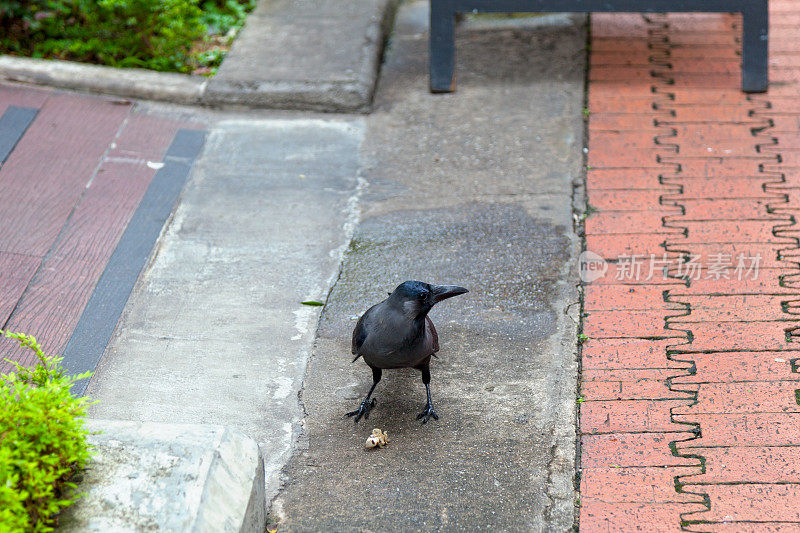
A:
[
  {"xmin": 0, "ymin": 0, "xmax": 258, "ymax": 74},
  {"xmin": 301, "ymin": 300, "xmax": 325, "ymax": 307}
]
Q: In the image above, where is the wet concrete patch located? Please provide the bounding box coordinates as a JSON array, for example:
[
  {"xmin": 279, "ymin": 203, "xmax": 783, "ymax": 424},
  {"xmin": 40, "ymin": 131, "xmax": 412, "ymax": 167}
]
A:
[
  {"xmin": 274, "ymin": 201, "xmax": 578, "ymax": 531},
  {"xmin": 322, "ymin": 202, "xmax": 568, "ymax": 344}
]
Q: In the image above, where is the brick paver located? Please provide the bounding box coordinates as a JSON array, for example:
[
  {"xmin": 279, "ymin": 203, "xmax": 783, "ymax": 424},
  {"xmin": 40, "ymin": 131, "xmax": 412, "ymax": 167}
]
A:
[
  {"xmin": 0, "ymin": 85, "xmax": 202, "ymax": 369},
  {"xmin": 581, "ymin": 5, "xmax": 800, "ymax": 531}
]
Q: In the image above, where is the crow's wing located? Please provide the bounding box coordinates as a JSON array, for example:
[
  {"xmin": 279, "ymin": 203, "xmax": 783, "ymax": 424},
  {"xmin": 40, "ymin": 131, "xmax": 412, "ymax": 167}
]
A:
[
  {"xmin": 352, "ymin": 307, "xmax": 375, "ymax": 361},
  {"xmin": 425, "ymin": 315, "xmax": 439, "ymax": 354}
]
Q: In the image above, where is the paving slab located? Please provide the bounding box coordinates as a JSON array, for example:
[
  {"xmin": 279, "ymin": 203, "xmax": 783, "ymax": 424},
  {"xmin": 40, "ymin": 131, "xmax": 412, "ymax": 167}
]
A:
[
  {"xmin": 85, "ymin": 118, "xmax": 365, "ymax": 503},
  {"xmin": 271, "ymin": 4, "xmax": 585, "ymax": 530},
  {"xmin": 205, "ymin": 0, "xmax": 399, "ymax": 112}
]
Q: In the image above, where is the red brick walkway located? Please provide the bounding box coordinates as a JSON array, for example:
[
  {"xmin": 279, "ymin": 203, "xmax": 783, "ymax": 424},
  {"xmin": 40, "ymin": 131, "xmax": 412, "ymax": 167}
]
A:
[
  {"xmin": 0, "ymin": 85, "xmax": 199, "ymax": 370},
  {"xmin": 581, "ymin": 3, "xmax": 800, "ymax": 531}
]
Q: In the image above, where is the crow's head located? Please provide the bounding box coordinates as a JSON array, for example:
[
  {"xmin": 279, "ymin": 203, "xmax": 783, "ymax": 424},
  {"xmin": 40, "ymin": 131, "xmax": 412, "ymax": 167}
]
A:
[{"xmin": 390, "ymin": 280, "xmax": 468, "ymax": 318}]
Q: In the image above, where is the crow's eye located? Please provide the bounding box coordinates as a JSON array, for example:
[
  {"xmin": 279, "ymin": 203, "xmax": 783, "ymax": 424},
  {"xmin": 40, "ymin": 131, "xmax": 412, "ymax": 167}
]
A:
[{"xmin": 419, "ymin": 290, "xmax": 430, "ymax": 300}]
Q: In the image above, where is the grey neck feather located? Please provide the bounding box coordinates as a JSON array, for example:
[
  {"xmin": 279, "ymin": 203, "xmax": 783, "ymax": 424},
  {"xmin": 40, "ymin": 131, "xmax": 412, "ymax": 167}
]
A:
[{"xmin": 402, "ymin": 299, "xmax": 432, "ymax": 321}]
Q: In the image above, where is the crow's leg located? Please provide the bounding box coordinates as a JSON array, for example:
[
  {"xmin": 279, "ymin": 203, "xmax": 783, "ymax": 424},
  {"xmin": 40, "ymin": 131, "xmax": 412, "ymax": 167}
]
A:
[
  {"xmin": 415, "ymin": 363, "xmax": 439, "ymax": 424},
  {"xmin": 346, "ymin": 366, "xmax": 381, "ymax": 423}
]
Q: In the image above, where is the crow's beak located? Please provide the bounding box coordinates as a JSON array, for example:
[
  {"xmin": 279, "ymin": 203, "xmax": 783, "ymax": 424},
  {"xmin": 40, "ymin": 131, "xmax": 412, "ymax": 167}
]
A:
[{"xmin": 431, "ymin": 285, "xmax": 469, "ymax": 303}]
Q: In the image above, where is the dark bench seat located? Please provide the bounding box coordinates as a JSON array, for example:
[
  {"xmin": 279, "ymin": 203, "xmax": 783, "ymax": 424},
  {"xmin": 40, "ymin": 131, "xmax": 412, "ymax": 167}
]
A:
[{"xmin": 430, "ymin": 0, "xmax": 768, "ymax": 92}]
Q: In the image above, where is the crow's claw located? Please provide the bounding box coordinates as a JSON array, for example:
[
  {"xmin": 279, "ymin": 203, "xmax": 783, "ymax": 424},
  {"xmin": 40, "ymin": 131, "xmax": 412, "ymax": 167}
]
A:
[
  {"xmin": 345, "ymin": 398, "xmax": 376, "ymax": 423},
  {"xmin": 416, "ymin": 403, "xmax": 439, "ymax": 424}
]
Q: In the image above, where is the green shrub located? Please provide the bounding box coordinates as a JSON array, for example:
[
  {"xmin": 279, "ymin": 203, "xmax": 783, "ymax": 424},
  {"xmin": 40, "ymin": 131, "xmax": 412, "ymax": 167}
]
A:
[
  {"xmin": 0, "ymin": 331, "xmax": 93, "ymax": 533},
  {"xmin": 200, "ymin": 0, "xmax": 256, "ymax": 35},
  {"xmin": 0, "ymin": 0, "xmax": 254, "ymax": 73}
]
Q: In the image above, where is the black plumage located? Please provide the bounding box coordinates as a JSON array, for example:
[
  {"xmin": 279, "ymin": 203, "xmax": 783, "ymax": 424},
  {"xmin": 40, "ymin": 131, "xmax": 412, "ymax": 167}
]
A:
[{"xmin": 346, "ymin": 280, "xmax": 468, "ymax": 424}]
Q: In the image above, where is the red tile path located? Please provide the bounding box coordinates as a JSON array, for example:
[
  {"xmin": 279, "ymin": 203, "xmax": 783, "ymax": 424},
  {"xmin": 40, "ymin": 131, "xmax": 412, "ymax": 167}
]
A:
[
  {"xmin": 581, "ymin": 3, "xmax": 800, "ymax": 531},
  {"xmin": 0, "ymin": 85, "xmax": 199, "ymax": 369}
]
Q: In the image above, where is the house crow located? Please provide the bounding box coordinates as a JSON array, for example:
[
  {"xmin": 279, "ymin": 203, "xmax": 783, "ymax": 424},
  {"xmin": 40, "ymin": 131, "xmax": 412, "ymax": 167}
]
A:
[{"xmin": 346, "ymin": 280, "xmax": 469, "ymax": 424}]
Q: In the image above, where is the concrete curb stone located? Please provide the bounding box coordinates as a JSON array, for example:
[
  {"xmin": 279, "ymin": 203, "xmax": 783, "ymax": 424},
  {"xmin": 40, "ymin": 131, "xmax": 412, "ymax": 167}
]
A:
[
  {"xmin": 0, "ymin": 56, "xmax": 207, "ymax": 105},
  {"xmin": 57, "ymin": 420, "xmax": 265, "ymax": 533},
  {"xmin": 203, "ymin": 0, "xmax": 399, "ymax": 112}
]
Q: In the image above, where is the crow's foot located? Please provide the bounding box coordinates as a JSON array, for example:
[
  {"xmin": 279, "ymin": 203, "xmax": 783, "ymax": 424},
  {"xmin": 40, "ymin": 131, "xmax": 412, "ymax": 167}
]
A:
[
  {"xmin": 416, "ymin": 402, "xmax": 439, "ymax": 424},
  {"xmin": 346, "ymin": 398, "xmax": 376, "ymax": 423}
]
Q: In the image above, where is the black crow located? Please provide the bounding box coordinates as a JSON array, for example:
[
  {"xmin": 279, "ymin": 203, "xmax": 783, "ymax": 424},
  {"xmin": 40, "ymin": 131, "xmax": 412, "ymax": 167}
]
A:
[{"xmin": 347, "ymin": 281, "xmax": 468, "ymax": 424}]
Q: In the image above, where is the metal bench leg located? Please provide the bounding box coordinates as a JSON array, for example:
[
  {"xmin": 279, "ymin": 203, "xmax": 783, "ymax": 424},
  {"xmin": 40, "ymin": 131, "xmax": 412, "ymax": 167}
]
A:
[
  {"xmin": 741, "ymin": 0, "xmax": 769, "ymax": 93},
  {"xmin": 430, "ymin": 0, "xmax": 456, "ymax": 93}
]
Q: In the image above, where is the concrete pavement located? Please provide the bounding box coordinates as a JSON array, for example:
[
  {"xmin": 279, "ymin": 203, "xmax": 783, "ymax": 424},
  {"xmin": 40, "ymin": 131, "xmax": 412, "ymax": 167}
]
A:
[
  {"xmin": 0, "ymin": 2, "xmax": 585, "ymax": 529},
  {"xmin": 86, "ymin": 116, "xmax": 365, "ymax": 503},
  {"xmin": 84, "ymin": 3, "xmax": 587, "ymax": 530},
  {"xmin": 272, "ymin": 4, "xmax": 585, "ymax": 530},
  {"xmin": 9, "ymin": 0, "xmax": 800, "ymax": 529}
]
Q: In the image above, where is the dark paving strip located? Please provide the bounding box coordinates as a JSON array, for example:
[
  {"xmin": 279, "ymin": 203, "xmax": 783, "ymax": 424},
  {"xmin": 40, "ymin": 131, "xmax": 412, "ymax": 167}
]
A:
[
  {"xmin": 0, "ymin": 106, "xmax": 37, "ymax": 163},
  {"xmin": 62, "ymin": 129, "xmax": 207, "ymax": 395}
]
